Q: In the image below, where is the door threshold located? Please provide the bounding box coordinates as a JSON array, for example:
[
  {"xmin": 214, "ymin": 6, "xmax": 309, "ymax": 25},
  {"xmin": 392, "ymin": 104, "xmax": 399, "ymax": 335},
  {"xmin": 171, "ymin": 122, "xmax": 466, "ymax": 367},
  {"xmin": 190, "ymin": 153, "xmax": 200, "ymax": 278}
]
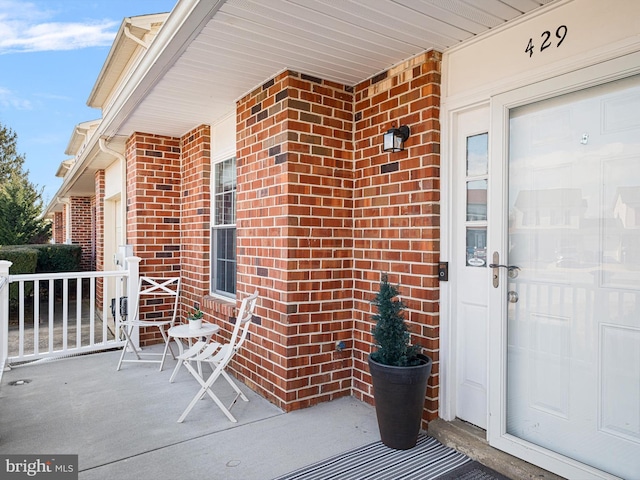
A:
[{"xmin": 428, "ymin": 418, "xmax": 565, "ymax": 480}]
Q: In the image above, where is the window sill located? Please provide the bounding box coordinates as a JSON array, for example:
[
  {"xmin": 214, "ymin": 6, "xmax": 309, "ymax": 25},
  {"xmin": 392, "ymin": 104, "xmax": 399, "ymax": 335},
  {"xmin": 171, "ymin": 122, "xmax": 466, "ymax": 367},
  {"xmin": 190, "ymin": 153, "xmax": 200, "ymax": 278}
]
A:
[{"xmin": 202, "ymin": 295, "xmax": 236, "ymax": 318}]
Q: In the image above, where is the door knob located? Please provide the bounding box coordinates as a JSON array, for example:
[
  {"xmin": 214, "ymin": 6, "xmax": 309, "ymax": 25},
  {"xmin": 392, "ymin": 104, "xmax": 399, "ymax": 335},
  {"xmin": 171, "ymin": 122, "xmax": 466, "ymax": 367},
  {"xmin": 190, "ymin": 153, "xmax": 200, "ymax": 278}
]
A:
[{"xmin": 508, "ymin": 291, "xmax": 519, "ymax": 303}]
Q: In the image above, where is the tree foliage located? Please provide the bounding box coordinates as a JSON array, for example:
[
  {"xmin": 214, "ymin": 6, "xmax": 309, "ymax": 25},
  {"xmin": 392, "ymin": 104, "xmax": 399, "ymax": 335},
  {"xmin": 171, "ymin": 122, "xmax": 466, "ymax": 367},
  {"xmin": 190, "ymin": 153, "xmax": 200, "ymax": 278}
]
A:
[
  {"xmin": 0, "ymin": 175, "xmax": 51, "ymax": 244},
  {"xmin": 370, "ymin": 273, "xmax": 421, "ymax": 367},
  {"xmin": 0, "ymin": 124, "xmax": 26, "ymax": 183},
  {"xmin": 0, "ymin": 122, "xmax": 51, "ymax": 245}
]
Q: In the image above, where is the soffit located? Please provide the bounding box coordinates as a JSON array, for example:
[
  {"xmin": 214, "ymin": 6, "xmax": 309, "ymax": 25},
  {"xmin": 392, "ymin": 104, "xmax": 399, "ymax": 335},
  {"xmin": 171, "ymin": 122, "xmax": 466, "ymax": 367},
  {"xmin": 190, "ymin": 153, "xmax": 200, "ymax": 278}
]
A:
[{"xmin": 114, "ymin": 0, "xmax": 553, "ymax": 139}]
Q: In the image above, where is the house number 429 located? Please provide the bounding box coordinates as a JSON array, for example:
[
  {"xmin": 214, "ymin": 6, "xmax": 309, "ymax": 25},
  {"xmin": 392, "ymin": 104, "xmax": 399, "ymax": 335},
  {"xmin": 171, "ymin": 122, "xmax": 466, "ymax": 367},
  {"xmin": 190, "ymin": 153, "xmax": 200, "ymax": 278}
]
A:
[{"xmin": 525, "ymin": 25, "xmax": 568, "ymax": 57}]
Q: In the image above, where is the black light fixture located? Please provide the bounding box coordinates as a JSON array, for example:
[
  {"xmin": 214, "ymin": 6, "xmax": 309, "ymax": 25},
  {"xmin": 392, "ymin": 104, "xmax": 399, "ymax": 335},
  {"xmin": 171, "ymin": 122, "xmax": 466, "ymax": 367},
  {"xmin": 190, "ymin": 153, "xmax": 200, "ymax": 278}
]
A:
[{"xmin": 383, "ymin": 124, "xmax": 410, "ymax": 152}]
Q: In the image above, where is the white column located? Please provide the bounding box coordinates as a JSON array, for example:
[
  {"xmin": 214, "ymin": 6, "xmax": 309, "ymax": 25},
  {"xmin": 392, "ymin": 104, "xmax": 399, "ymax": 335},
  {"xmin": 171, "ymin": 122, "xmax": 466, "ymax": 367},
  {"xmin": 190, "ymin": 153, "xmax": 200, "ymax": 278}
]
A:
[
  {"xmin": 125, "ymin": 256, "xmax": 141, "ymax": 348},
  {"xmin": 0, "ymin": 260, "xmax": 13, "ymax": 371}
]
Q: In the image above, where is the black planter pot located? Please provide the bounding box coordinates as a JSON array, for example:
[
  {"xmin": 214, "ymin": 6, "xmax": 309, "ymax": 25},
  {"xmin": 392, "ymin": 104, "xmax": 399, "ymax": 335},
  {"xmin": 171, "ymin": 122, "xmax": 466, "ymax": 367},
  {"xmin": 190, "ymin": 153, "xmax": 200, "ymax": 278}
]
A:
[{"xmin": 368, "ymin": 354, "xmax": 432, "ymax": 450}]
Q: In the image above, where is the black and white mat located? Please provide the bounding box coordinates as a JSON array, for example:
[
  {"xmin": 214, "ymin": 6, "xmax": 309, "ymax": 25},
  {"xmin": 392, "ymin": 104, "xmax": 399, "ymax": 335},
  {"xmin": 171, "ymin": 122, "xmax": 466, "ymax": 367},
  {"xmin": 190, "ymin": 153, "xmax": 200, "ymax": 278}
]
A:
[{"xmin": 273, "ymin": 435, "xmax": 508, "ymax": 480}]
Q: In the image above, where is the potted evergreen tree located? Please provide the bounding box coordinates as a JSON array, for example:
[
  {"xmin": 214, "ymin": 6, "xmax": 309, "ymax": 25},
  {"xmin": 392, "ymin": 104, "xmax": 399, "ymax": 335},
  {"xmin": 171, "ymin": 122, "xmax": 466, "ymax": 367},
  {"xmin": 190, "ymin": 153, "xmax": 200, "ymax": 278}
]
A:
[{"xmin": 368, "ymin": 273, "xmax": 432, "ymax": 450}]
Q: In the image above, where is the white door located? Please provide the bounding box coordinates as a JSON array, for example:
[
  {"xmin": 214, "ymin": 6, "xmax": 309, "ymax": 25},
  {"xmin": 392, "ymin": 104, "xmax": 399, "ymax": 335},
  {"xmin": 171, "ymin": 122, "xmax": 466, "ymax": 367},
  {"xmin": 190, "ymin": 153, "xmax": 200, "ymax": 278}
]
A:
[
  {"xmin": 454, "ymin": 105, "xmax": 490, "ymax": 429},
  {"xmin": 491, "ymin": 74, "xmax": 640, "ymax": 479},
  {"xmin": 104, "ymin": 197, "xmax": 122, "ymax": 328}
]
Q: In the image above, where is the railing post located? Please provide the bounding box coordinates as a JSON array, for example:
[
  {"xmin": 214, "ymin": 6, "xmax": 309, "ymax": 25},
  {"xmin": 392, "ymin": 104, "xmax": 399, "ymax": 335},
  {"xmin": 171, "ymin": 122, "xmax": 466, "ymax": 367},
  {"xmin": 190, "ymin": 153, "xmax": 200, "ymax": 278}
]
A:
[
  {"xmin": 126, "ymin": 256, "xmax": 141, "ymax": 349},
  {"xmin": 0, "ymin": 260, "xmax": 13, "ymax": 371}
]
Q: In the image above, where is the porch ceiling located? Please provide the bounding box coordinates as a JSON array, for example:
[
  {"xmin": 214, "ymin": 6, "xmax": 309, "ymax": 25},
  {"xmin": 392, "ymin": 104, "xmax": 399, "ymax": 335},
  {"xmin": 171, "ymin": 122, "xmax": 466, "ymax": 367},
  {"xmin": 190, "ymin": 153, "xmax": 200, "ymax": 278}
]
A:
[{"xmin": 109, "ymin": 0, "xmax": 553, "ymax": 139}]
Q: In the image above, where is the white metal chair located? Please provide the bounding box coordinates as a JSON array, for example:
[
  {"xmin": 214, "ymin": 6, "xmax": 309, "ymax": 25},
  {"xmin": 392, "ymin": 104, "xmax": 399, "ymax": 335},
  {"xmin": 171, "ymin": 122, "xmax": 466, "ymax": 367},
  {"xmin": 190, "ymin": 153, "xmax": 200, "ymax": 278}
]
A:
[
  {"xmin": 116, "ymin": 276, "xmax": 181, "ymax": 371},
  {"xmin": 177, "ymin": 290, "xmax": 259, "ymax": 423}
]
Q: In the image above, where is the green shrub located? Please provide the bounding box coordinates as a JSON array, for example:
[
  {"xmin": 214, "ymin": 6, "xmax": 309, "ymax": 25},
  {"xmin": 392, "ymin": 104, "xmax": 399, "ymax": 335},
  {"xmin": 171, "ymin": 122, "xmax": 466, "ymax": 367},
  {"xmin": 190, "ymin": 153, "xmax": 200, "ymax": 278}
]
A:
[
  {"xmin": 25, "ymin": 244, "xmax": 82, "ymax": 273},
  {"xmin": 0, "ymin": 244, "xmax": 83, "ymax": 305},
  {"xmin": 0, "ymin": 246, "xmax": 37, "ymax": 306}
]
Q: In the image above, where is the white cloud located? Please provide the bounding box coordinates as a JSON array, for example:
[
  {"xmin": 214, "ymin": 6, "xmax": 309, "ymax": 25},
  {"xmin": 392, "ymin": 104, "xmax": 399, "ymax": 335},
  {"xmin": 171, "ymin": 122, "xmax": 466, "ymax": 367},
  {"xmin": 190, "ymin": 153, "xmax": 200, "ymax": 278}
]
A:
[
  {"xmin": 0, "ymin": 86, "xmax": 32, "ymax": 109},
  {"xmin": 0, "ymin": 0, "xmax": 117, "ymax": 54},
  {"xmin": 33, "ymin": 92, "xmax": 72, "ymax": 101}
]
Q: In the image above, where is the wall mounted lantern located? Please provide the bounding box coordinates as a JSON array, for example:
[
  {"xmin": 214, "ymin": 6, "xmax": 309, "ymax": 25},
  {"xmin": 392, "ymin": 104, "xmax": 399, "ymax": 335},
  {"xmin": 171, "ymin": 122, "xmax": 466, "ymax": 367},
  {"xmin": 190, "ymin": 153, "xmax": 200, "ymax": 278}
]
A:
[{"xmin": 383, "ymin": 125, "xmax": 410, "ymax": 152}]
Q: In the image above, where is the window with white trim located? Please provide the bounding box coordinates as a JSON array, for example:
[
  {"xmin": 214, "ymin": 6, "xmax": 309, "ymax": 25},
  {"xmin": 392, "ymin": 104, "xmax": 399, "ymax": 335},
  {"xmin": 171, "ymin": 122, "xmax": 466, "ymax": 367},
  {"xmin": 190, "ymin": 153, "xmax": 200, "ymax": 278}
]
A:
[{"xmin": 211, "ymin": 156, "xmax": 236, "ymax": 298}]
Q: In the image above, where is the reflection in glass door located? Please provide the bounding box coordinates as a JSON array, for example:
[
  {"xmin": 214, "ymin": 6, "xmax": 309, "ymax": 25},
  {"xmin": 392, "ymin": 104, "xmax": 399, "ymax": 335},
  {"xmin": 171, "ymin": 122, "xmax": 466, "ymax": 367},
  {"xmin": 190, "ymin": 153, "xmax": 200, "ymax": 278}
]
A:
[
  {"xmin": 466, "ymin": 134, "xmax": 488, "ymax": 267},
  {"xmin": 506, "ymin": 75, "xmax": 640, "ymax": 479}
]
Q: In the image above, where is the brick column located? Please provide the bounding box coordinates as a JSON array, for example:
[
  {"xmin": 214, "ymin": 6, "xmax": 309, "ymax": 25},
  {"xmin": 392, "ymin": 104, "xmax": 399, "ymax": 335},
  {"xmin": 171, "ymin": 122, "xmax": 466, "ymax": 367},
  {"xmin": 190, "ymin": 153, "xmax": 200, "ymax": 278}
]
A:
[
  {"xmin": 126, "ymin": 132, "xmax": 181, "ymax": 345},
  {"xmin": 180, "ymin": 125, "xmax": 211, "ymax": 317},
  {"xmin": 237, "ymin": 71, "xmax": 354, "ymax": 411},
  {"xmin": 70, "ymin": 196, "xmax": 94, "ymax": 271},
  {"xmin": 53, "ymin": 212, "xmax": 64, "ymax": 244}
]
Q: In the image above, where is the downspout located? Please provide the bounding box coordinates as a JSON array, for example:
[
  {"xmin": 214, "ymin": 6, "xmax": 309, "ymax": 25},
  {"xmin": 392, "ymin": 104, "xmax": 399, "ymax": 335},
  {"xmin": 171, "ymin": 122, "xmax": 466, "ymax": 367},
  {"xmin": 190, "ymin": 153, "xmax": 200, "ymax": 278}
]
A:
[
  {"xmin": 98, "ymin": 137, "xmax": 125, "ymax": 161},
  {"xmin": 75, "ymin": 126, "xmax": 88, "ymax": 139},
  {"xmin": 123, "ymin": 20, "xmax": 150, "ymax": 49},
  {"xmin": 75, "ymin": 127, "xmax": 89, "ymax": 157}
]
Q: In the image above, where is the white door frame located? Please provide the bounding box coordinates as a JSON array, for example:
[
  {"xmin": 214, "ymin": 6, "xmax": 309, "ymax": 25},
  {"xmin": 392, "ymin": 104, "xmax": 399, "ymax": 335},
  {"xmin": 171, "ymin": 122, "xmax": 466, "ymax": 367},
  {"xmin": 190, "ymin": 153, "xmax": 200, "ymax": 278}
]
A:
[
  {"xmin": 486, "ymin": 51, "xmax": 640, "ymax": 480},
  {"xmin": 441, "ymin": 49, "xmax": 640, "ymax": 477}
]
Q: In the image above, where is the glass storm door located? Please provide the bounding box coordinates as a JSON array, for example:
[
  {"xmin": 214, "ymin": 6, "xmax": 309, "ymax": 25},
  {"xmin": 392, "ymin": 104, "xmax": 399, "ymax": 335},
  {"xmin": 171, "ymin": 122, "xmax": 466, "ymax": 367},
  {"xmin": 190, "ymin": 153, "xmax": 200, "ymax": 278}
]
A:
[{"xmin": 504, "ymin": 75, "xmax": 640, "ymax": 479}]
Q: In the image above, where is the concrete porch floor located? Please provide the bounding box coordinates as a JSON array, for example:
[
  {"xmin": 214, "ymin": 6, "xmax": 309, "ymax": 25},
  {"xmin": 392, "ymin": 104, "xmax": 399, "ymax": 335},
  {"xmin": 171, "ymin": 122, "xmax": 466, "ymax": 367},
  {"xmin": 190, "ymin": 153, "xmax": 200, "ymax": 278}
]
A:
[
  {"xmin": 0, "ymin": 346, "xmax": 563, "ymax": 480},
  {"xmin": 0, "ymin": 347, "xmax": 380, "ymax": 479}
]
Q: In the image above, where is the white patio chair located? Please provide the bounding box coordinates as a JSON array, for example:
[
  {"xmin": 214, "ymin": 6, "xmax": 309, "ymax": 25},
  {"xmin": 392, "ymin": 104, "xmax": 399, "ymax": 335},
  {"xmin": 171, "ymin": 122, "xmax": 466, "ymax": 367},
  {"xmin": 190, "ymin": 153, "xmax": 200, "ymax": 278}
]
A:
[
  {"xmin": 177, "ymin": 290, "xmax": 259, "ymax": 423},
  {"xmin": 116, "ymin": 276, "xmax": 181, "ymax": 371}
]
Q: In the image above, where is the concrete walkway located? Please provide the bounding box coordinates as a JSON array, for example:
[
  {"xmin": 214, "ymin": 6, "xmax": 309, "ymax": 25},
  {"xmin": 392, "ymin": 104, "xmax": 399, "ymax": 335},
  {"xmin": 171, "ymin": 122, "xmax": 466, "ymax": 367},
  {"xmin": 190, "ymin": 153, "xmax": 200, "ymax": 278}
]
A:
[{"xmin": 0, "ymin": 347, "xmax": 380, "ymax": 479}]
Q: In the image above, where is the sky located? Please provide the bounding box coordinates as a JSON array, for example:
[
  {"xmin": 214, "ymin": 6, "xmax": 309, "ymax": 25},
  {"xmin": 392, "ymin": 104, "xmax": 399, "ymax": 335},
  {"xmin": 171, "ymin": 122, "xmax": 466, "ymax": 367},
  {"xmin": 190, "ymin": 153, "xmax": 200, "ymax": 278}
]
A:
[{"xmin": 0, "ymin": 0, "xmax": 178, "ymax": 204}]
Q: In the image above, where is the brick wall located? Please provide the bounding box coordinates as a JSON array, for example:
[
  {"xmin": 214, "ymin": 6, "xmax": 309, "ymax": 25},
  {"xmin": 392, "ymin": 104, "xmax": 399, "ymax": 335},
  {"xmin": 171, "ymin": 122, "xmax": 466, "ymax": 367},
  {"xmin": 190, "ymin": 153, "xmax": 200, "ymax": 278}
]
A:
[
  {"xmin": 126, "ymin": 133, "xmax": 181, "ymax": 345},
  {"xmin": 53, "ymin": 211, "xmax": 64, "ymax": 243},
  {"xmin": 237, "ymin": 70, "xmax": 355, "ymax": 411},
  {"xmin": 70, "ymin": 196, "xmax": 94, "ymax": 271},
  {"xmin": 234, "ymin": 51, "xmax": 441, "ymax": 425},
  {"xmin": 352, "ymin": 51, "xmax": 442, "ymax": 423}
]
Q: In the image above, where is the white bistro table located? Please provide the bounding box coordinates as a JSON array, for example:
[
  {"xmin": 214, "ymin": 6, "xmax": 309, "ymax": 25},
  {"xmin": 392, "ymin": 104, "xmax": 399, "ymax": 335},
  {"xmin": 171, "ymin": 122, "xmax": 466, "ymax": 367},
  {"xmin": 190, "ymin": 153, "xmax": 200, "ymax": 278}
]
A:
[{"xmin": 168, "ymin": 323, "xmax": 219, "ymax": 382}]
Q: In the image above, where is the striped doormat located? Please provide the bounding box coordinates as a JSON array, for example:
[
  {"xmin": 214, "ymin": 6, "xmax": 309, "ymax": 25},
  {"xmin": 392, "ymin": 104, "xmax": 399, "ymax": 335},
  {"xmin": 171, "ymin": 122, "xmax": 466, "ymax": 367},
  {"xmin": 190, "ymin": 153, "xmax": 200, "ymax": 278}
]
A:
[{"xmin": 273, "ymin": 435, "xmax": 504, "ymax": 480}]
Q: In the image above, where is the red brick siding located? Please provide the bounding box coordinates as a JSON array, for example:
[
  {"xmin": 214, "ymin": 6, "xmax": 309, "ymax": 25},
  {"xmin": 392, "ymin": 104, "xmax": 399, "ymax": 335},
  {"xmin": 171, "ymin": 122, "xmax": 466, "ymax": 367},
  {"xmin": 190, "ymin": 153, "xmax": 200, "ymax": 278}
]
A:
[
  {"xmin": 234, "ymin": 51, "xmax": 441, "ymax": 426},
  {"xmin": 237, "ymin": 71, "xmax": 355, "ymax": 411},
  {"xmin": 70, "ymin": 196, "xmax": 94, "ymax": 271},
  {"xmin": 125, "ymin": 133, "xmax": 181, "ymax": 345},
  {"xmin": 180, "ymin": 125, "xmax": 211, "ymax": 319},
  {"xmin": 53, "ymin": 212, "xmax": 64, "ymax": 244},
  {"xmin": 352, "ymin": 51, "xmax": 442, "ymax": 424}
]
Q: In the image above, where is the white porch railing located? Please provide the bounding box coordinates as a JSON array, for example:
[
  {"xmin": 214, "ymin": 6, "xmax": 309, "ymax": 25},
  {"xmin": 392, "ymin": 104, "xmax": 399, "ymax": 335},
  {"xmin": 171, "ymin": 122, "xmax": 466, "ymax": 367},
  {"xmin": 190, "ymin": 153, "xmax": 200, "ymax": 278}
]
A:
[{"xmin": 0, "ymin": 256, "xmax": 140, "ymax": 369}]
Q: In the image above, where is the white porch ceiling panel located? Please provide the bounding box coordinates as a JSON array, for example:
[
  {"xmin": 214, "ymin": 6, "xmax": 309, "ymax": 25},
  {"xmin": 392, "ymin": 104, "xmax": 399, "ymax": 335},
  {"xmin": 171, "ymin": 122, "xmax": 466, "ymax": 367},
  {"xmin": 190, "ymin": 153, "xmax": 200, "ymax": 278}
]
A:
[{"xmin": 115, "ymin": 0, "xmax": 552, "ymax": 139}]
